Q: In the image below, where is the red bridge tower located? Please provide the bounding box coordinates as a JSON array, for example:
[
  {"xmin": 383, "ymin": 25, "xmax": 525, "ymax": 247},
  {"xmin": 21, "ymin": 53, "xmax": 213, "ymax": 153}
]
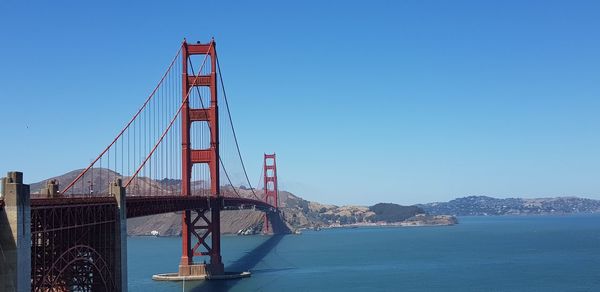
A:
[
  {"xmin": 263, "ymin": 153, "xmax": 279, "ymax": 233},
  {"xmin": 180, "ymin": 39, "xmax": 224, "ymax": 276}
]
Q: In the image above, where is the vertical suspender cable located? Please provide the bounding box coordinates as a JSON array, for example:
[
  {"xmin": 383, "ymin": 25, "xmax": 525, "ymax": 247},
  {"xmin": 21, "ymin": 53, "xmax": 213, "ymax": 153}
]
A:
[{"xmin": 215, "ymin": 54, "xmax": 259, "ymax": 200}]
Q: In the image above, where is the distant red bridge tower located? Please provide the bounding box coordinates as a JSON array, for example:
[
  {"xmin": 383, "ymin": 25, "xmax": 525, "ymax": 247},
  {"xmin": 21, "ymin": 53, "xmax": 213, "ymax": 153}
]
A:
[{"xmin": 263, "ymin": 153, "xmax": 279, "ymax": 233}]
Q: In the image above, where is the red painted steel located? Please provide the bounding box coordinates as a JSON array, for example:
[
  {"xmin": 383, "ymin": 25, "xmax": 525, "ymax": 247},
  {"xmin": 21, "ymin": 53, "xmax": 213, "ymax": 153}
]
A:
[
  {"xmin": 30, "ymin": 199, "xmax": 117, "ymax": 291},
  {"xmin": 263, "ymin": 153, "xmax": 279, "ymax": 233},
  {"xmin": 16, "ymin": 39, "xmax": 293, "ymax": 288},
  {"xmin": 27, "ymin": 195, "xmax": 276, "ymax": 291},
  {"xmin": 180, "ymin": 39, "xmax": 223, "ymax": 273},
  {"xmin": 61, "ymin": 47, "xmax": 182, "ymax": 195}
]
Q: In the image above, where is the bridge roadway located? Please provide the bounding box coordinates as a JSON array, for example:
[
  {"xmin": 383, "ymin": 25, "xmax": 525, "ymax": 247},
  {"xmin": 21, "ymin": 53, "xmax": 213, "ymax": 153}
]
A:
[
  {"xmin": 28, "ymin": 195, "xmax": 277, "ymax": 218},
  {"xmin": 1, "ymin": 191, "xmax": 286, "ymax": 292}
]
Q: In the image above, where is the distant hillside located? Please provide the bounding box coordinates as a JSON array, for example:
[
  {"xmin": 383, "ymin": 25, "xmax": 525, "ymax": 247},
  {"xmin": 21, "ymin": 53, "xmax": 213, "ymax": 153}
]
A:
[
  {"xmin": 274, "ymin": 194, "xmax": 431, "ymax": 227},
  {"xmin": 369, "ymin": 203, "xmax": 424, "ymax": 222},
  {"xmin": 28, "ymin": 168, "xmax": 283, "ymax": 235},
  {"xmin": 30, "ymin": 168, "xmax": 120, "ymax": 195},
  {"xmin": 29, "ymin": 168, "xmax": 205, "ymax": 197},
  {"xmin": 27, "ymin": 169, "xmax": 453, "ymax": 235},
  {"xmin": 420, "ymin": 196, "xmax": 600, "ymax": 216}
]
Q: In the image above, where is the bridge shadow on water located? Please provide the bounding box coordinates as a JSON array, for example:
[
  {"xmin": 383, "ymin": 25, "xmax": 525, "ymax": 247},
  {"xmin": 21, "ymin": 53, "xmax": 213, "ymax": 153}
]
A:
[{"xmin": 190, "ymin": 234, "xmax": 287, "ymax": 292}]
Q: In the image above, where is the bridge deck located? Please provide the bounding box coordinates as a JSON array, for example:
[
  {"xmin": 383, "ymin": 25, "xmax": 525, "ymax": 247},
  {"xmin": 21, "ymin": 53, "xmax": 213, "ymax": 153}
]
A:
[{"xmin": 25, "ymin": 196, "xmax": 275, "ymax": 218}]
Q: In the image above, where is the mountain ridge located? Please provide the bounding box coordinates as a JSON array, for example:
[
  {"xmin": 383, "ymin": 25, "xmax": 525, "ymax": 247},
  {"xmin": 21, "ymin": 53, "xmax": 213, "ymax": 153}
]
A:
[{"xmin": 419, "ymin": 195, "xmax": 600, "ymax": 216}]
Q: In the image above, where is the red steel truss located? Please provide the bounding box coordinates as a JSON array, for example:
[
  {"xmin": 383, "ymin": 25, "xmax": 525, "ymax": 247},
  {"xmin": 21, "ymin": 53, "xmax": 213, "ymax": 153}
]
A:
[
  {"xmin": 30, "ymin": 200, "xmax": 117, "ymax": 291},
  {"xmin": 26, "ymin": 194, "xmax": 278, "ymax": 291}
]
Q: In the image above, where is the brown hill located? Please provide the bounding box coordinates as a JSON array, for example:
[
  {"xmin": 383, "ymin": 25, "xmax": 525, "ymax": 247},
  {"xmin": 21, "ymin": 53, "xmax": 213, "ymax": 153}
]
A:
[
  {"xmin": 29, "ymin": 169, "xmax": 286, "ymax": 235},
  {"xmin": 29, "ymin": 169, "xmax": 446, "ymax": 235}
]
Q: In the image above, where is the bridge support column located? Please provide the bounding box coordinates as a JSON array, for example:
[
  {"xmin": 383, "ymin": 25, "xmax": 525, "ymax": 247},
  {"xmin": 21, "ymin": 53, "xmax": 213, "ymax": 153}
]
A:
[
  {"xmin": 110, "ymin": 179, "xmax": 128, "ymax": 292},
  {"xmin": 209, "ymin": 197, "xmax": 224, "ymax": 275},
  {"xmin": 0, "ymin": 171, "xmax": 31, "ymax": 292},
  {"xmin": 175, "ymin": 200, "xmax": 223, "ymax": 278}
]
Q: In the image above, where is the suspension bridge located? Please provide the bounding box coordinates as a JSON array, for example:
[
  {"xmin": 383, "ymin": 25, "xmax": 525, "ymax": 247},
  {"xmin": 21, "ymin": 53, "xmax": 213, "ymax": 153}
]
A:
[{"xmin": 0, "ymin": 39, "xmax": 290, "ymax": 291}]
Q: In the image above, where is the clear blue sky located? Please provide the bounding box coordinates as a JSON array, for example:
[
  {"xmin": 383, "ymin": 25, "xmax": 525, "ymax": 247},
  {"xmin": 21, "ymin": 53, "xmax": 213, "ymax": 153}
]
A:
[{"xmin": 1, "ymin": 0, "xmax": 599, "ymax": 205}]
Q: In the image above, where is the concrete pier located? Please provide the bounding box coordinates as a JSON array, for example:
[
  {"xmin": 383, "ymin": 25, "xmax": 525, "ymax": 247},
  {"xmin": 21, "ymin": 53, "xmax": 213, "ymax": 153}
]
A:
[
  {"xmin": 110, "ymin": 179, "xmax": 128, "ymax": 292},
  {"xmin": 40, "ymin": 179, "xmax": 60, "ymax": 198},
  {"xmin": 153, "ymin": 202, "xmax": 250, "ymax": 282},
  {"xmin": 0, "ymin": 171, "xmax": 31, "ymax": 292}
]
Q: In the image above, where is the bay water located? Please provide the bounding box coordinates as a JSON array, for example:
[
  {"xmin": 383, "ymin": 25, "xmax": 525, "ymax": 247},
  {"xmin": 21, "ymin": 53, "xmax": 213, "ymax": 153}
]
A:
[{"xmin": 128, "ymin": 215, "xmax": 600, "ymax": 291}]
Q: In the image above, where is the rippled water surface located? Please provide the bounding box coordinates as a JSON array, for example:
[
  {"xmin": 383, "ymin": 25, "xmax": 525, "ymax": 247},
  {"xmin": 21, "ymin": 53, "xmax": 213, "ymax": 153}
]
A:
[{"xmin": 128, "ymin": 215, "xmax": 600, "ymax": 291}]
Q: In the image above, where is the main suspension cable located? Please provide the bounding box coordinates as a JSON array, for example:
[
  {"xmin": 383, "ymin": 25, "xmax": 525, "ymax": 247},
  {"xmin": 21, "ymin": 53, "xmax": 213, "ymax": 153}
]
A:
[
  {"xmin": 215, "ymin": 53, "xmax": 260, "ymax": 201},
  {"xmin": 125, "ymin": 42, "xmax": 214, "ymax": 188},
  {"xmin": 62, "ymin": 46, "xmax": 183, "ymax": 194},
  {"xmin": 188, "ymin": 58, "xmax": 242, "ymax": 198}
]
